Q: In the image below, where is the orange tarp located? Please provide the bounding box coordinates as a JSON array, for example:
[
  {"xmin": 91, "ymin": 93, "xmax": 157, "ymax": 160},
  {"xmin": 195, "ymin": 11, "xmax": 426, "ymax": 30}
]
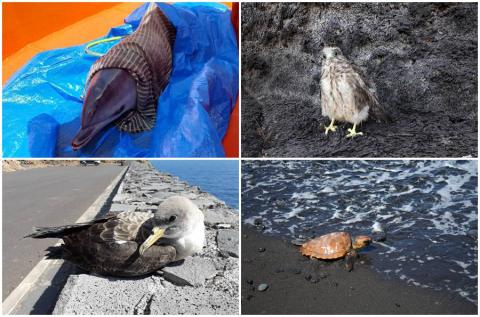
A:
[{"xmin": 2, "ymin": 2, "xmax": 238, "ymax": 157}]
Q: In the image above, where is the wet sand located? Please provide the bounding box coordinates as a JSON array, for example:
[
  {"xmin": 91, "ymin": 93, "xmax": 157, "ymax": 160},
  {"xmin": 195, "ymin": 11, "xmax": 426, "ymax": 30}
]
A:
[{"xmin": 241, "ymin": 227, "xmax": 477, "ymax": 314}]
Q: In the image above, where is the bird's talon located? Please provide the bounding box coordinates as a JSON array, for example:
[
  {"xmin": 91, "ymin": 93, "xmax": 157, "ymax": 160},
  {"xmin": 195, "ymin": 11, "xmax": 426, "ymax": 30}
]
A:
[
  {"xmin": 346, "ymin": 131, "xmax": 363, "ymax": 138},
  {"xmin": 345, "ymin": 124, "xmax": 363, "ymax": 138},
  {"xmin": 324, "ymin": 125, "xmax": 337, "ymax": 135},
  {"xmin": 324, "ymin": 119, "xmax": 337, "ymax": 135}
]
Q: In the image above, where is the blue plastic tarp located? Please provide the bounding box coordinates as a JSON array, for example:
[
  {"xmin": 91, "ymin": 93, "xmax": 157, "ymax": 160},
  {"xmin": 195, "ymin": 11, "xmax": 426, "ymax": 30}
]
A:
[{"xmin": 2, "ymin": 2, "xmax": 238, "ymax": 157}]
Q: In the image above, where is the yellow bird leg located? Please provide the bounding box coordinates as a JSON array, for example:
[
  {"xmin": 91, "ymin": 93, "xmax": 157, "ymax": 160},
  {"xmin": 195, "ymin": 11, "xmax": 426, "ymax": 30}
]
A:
[
  {"xmin": 346, "ymin": 124, "xmax": 363, "ymax": 138},
  {"xmin": 324, "ymin": 118, "xmax": 337, "ymax": 135}
]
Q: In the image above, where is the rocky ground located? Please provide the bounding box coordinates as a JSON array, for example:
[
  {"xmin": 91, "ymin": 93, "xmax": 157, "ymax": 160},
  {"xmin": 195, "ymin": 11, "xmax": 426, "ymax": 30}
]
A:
[
  {"xmin": 241, "ymin": 2, "xmax": 477, "ymax": 157},
  {"xmin": 52, "ymin": 162, "xmax": 239, "ymax": 315}
]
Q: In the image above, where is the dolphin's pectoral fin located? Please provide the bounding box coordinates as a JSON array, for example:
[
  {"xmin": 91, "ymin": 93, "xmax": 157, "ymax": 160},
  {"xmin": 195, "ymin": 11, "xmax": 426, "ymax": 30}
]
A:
[{"xmin": 71, "ymin": 68, "xmax": 137, "ymax": 150}]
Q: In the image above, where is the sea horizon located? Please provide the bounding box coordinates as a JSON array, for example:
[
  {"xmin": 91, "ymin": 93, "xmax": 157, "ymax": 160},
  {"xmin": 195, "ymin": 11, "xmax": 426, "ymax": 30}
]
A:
[{"xmin": 150, "ymin": 160, "xmax": 239, "ymax": 209}]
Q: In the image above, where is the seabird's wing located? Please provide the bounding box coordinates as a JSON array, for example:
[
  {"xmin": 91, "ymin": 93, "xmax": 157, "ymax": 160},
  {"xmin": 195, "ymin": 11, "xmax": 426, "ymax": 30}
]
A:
[
  {"xmin": 26, "ymin": 214, "xmax": 115, "ymax": 238},
  {"xmin": 63, "ymin": 229, "xmax": 176, "ymax": 277},
  {"xmin": 29, "ymin": 210, "xmax": 177, "ymax": 276},
  {"xmin": 117, "ymin": 244, "xmax": 177, "ymax": 277},
  {"xmin": 92, "ymin": 211, "xmax": 153, "ymax": 243}
]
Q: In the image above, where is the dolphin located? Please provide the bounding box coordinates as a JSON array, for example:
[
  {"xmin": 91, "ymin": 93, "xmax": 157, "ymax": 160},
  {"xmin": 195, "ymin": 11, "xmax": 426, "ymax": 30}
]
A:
[
  {"xmin": 72, "ymin": 69, "xmax": 137, "ymax": 150},
  {"xmin": 72, "ymin": 4, "xmax": 175, "ymax": 150}
]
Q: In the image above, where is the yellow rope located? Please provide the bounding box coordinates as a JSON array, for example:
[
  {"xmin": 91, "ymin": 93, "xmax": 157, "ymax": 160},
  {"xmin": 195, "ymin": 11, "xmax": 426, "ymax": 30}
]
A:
[{"xmin": 84, "ymin": 36, "xmax": 125, "ymax": 57}]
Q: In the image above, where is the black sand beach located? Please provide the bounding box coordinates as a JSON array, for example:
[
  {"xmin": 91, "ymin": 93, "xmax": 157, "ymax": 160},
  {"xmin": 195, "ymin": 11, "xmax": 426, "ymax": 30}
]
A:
[{"xmin": 241, "ymin": 227, "xmax": 477, "ymax": 314}]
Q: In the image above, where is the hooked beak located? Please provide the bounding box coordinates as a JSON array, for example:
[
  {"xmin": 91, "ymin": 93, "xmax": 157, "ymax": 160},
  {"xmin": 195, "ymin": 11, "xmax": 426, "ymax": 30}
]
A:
[
  {"xmin": 139, "ymin": 227, "xmax": 165, "ymax": 256},
  {"xmin": 71, "ymin": 68, "xmax": 137, "ymax": 150}
]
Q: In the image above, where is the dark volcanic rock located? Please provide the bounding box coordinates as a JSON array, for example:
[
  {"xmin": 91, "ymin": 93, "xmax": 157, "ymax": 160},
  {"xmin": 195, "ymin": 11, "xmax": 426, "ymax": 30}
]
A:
[{"xmin": 241, "ymin": 3, "xmax": 477, "ymax": 157}]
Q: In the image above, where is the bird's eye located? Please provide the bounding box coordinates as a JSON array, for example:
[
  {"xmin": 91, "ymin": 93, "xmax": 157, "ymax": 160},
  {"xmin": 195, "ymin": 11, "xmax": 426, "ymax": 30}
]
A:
[
  {"xmin": 322, "ymin": 54, "xmax": 326, "ymax": 59},
  {"xmin": 333, "ymin": 51, "xmax": 337, "ymax": 57},
  {"xmin": 169, "ymin": 215, "xmax": 177, "ymax": 222}
]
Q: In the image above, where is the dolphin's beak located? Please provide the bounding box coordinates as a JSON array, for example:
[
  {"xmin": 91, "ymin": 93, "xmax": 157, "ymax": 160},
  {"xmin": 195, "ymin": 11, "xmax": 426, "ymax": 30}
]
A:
[
  {"xmin": 139, "ymin": 227, "xmax": 165, "ymax": 256},
  {"xmin": 71, "ymin": 120, "xmax": 113, "ymax": 151},
  {"xmin": 71, "ymin": 68, "xmax": 137, "ymax": 150}
]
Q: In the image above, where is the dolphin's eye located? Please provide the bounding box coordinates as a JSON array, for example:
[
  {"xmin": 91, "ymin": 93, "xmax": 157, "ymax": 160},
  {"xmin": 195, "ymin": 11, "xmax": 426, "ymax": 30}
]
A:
[{"xmin": 169, "ymin": 215, "xmax": 177, "ymax": 222}]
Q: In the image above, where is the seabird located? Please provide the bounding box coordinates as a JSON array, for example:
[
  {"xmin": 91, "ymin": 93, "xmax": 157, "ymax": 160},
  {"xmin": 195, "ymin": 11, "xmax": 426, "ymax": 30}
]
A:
[
  {"xmin": 72, "ymin": 3, "xmax": 176, "ymax": 150},
  {"xmin": 26, "ymin": 196, "xmax": 205, "ymax": 277}
]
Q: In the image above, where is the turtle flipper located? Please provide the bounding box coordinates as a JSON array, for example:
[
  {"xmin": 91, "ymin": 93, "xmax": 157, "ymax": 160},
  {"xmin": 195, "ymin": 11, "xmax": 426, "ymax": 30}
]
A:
[{"xmin": 345, "ymin": 249, "xmax": 357, "ymax": 272}]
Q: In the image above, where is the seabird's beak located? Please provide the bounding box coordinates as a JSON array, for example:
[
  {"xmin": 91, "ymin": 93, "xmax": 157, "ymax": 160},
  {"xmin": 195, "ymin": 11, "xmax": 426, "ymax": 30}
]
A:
[
  {"xmin": 139, "ymin": 227, "xmax": 165, "ymax": 256},
  {"xmin": 71, "ymin": 68, "xmax": 137, "ymax": 150}
]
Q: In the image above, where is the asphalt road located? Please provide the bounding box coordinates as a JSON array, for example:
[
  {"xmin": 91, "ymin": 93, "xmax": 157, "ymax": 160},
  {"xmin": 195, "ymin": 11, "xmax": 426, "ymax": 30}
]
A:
[{"xmin": 2, "ymin": 165, "xmax": 123, "ymax": 300}]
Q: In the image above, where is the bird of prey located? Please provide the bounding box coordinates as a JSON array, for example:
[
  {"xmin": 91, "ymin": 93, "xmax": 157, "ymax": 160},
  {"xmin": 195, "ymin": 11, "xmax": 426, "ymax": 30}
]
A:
[
  {"xmin": 72, "ymin": 3, "xmax": 176, "ymax": 150},
  {"xmin": 26, "ymin": 196, "xmax": 205, "ymax": 277},
  {"xmin": 320, "ymin": 46, "xmax": 390, "ymax": 138}
]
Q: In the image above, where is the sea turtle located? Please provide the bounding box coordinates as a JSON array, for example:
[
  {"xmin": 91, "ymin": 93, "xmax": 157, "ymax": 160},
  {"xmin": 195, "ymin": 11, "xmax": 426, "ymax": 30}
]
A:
[{"xmin": 300, "ymin": 232, "xmax": 371, "ymax": 271}]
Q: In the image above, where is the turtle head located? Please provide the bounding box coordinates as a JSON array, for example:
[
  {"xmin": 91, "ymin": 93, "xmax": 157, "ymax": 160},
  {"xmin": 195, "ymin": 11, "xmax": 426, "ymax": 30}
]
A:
[{"xmin": 352, "ymin": 235, "xmax": 372, "ymax": 250}]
